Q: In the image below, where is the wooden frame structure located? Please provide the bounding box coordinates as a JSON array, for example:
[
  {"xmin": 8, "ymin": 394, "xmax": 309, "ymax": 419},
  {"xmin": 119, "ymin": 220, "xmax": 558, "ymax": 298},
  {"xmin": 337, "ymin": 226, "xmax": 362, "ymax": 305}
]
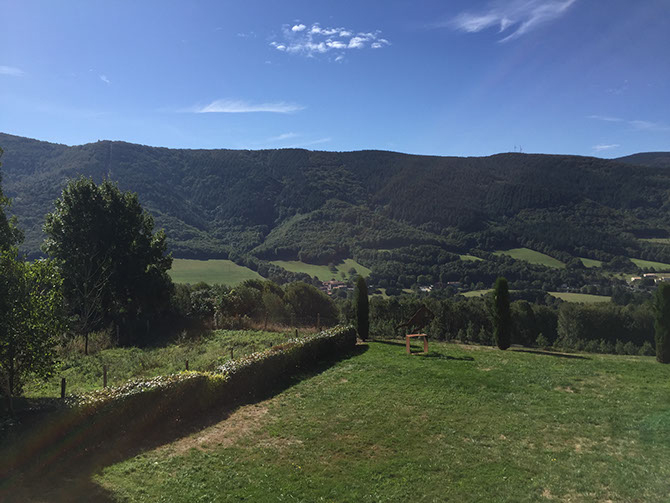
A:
[{"xmin": 406, "ymin": 333, "xmax": 428, "ymax": 354}]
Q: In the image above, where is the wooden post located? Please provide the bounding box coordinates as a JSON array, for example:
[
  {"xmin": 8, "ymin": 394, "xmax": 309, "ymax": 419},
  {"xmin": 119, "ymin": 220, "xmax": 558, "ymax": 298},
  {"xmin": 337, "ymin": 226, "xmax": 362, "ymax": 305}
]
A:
[
  {"xmin": 103, "ymin": 365, "xmax": 108, "ymax": 388},
  {"xmin": 185, "ymin": 359, "xmax": 189, "ymax": 371},
  {"xmin": 61, "ymin": 378, "xmax": 66, "ymax": 399},
  {"xmin": 423, "ymin": 335, "xmax": 428, "ymax": 353},
  {"xmin": 406, "ymin": 335, "xmax": 411, "ymax": 355},
  {"xmin": 295, "ymin": 328, "xmax": 298, "ymax": 339},
  {"xmin": 230, "ymin": 347, "xmax": 234, "ymax": 360}
]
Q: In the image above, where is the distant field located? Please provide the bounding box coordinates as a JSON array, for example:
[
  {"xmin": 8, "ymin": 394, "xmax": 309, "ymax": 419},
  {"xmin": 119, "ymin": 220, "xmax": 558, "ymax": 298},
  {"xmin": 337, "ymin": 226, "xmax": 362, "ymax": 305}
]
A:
[
  {"xmin": 271, "ymin": 259, "xmax": 371, "ymax": 282},
  {"xmin": 494, "ymin": 248, "xmax": 565, "ymax": 268},
  {"xmin": 631, "ymin": 258, "xmax": 670, "ymax": 271},
  {"xmin": 460, "ymin": 254, "xmax": 483, "ymax": 262},
  {"xmin": 98, "ymin": 341, "xmax": 670, "ymax": 502},
  {"xmin": 548, "ymin": 292, "xmax": 611, "ymax": 303},
  {"xmin": 641, "ymin": 238, "xmax": 670, "ymax": 245},
  {"xmin": 463, "ymin": 290, "xmax": 610, "ymax": 303},
  {"xmin": 169, "ymin": 259, "xmax": 261, "ymax": 285},
  {"xmin": 579, "ymin": 257, "xmax": 603, "ymax": 268}
]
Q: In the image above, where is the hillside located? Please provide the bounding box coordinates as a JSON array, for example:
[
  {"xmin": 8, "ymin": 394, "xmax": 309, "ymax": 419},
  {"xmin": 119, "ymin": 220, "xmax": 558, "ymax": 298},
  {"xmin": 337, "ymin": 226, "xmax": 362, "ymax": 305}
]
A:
[{"xmin": 2, "ymin": 132, "xmax": 670, "ymax": 289}]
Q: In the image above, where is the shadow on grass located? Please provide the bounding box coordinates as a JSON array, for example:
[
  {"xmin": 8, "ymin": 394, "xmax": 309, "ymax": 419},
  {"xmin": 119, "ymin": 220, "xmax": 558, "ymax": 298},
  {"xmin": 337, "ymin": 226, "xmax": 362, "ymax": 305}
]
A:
[
  {"xmin": 511, "ymin": 348, "xmax": 590, "ymax": 360},
  {"xmin": 0, "ymin": 345, "xmax": 367, "ymax": 503},
  {"xmin": 421, "ymin": 352, "xmax": 474, "ymax": 361}
]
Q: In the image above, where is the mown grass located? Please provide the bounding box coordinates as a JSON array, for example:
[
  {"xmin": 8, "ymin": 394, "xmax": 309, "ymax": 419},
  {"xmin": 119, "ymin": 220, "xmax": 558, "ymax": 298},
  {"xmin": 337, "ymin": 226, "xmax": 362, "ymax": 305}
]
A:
[
  {"xmin": 547, "ymin": 292, "xmax": 611, "ymax": 303},
  {"xmin": 459, "ymin": 254, "xmax": 483, "ymax": 262},
  {"xmin": 271, "ymin": 258, "xmax": 371, "ymax": 281},
  {"xmin": 494, "ymin": 247, "xmax": 565, "ymax": 269},
  {"xmin": 579, "ymin": 257, "xmax": 603, "ymax": 268},
  {"xmin": 24, "ymin": 330, "xmax": 296, "ymax": 398},
  {"xmin": 169, "ymin": 259, "xmax": 262, "ymax": 285},
  {"xmin": 630, "ymin": 258, "xmax": 670, "ymax": 271},
  {"xmin": 97, "ymin": 341, "xmax": 670, "ymax": 502}
]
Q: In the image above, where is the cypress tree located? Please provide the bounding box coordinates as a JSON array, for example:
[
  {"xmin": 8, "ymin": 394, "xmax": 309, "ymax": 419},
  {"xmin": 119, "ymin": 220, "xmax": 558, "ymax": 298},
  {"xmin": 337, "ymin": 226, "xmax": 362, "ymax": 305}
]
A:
[
  {"xmin": 493, "ymin": 277, "xmax": 511, "ymax": 350},
  {"xmin": 653, "ymin": 283, "xmax": 670, "ymax": 363},
  {"xmin": 354, "ymin": 276, "xmax": 369, "ymax": 341}
]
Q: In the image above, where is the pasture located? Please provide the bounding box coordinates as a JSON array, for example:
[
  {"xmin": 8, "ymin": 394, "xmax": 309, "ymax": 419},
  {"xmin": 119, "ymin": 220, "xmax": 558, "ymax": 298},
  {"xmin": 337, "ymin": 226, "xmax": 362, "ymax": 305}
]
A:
[
  {"xmin": 579, "ymin": 257, "xmax": 603, "ymax": 268},
  {"xmin": 95, "ymin": 340, "xmax": 670, "ymax": 502},
  {"xmin": 630, "ymin": 258, "xmax": 670, "ymax": 271},
  {"xmin": 493, "ymin": 248, "xmax": 566, "ymax": 269},
  {"xmin": 271, "ymin": 258, "xmax": 371, "ymax": 281},
  {"xmin": 169, "ymin": 259, "xmax": 262, "ymax": 285}
]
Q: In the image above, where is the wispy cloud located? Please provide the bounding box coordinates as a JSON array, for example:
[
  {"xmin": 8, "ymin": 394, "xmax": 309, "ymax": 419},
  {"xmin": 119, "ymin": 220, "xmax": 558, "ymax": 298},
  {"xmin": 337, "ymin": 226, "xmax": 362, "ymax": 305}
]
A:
[
  {"xmin": 268, "ymin": 132, "xmax": 299, "ymax": 142},
  {"xmin": 593, "ymin": 144, "xmax": 620, "ymax": 152},
  {"xmin": 270, "ymin": 22, "xmax": 390, "ymax": 61},
  {"xmin": 589, "ymin": 115, "xmax": 670, "ymax": 132},
  {"xmin": 193, "ymin": 99, "xmax": 305, "ymax": 114},
  {"xmin": 0, "ymin": 65, "xmax": 25, "ymax": 77},
  {"xmin": 284, "ymin": 137, "xmax": 332, "ymax": 149},
  {"xmin": 450, "ymin": 0, "xmax": 577, "ymax": 42},
  {"xmin": 99, "ymin": 74, "xmax": 110, "ymax": 84}
]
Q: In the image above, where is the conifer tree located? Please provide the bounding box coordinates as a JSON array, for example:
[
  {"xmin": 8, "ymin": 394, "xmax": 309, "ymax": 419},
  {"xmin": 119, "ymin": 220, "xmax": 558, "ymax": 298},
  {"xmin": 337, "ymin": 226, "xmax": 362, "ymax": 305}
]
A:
[
  {"xmin": 492, "ymin": 277, "xmax": 511, "ymax": 350},
  {"xmin": 354, "ymin": 276, "xmax": 369, "ymax": 341},
  {"xmin": 653, "ymin": 283, "xmax": 670, "ymax": 363}
]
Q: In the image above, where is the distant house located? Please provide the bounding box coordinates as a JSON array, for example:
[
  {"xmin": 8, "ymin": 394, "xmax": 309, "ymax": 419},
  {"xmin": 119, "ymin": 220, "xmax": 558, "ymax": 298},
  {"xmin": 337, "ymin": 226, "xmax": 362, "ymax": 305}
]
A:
[
  {"xmin": 320, "ymin": 280, "xmax": 348, "ymax": 295},
  {"xmin": 419, "ymin": 285, "xmax": 433, "ymax": 293}
]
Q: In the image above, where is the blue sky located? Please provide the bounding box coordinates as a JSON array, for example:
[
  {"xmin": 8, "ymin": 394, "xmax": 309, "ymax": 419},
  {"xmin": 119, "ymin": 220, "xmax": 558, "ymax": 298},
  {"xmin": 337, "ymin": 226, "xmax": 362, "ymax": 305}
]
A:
[{"xmin": 1, "ymin": 0, "xmax": 668, "ymax": 157}]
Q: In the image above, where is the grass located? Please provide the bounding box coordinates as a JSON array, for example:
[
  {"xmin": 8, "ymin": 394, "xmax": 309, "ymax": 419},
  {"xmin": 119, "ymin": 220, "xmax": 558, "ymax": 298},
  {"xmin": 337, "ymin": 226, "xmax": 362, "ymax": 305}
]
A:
[
  {"xmin": 271, "ymin": 258, "xmax": 371, "ymax": 282},
  {"xmin": 630, "ymin": 258, "xmax": 670, "ymax": 271},
  {"xmin": 494, "ymin": 248, "xmax": 565, "ymax": 269},
  {"xmin": 169, "ymin": 259, "xmax": 262, "ymax": 285},
  {"xmin": 460, "ymin": 254, "xmax": 483, "ymax": 262},
  {"xmin": 24, "ymin": 330, "xmax": 297, "ymax": 398},
  {"xmin": 579, "ymin": 257, "xmax": 603, "ymax": 268},
  {"xmin": 547, "ymin": 292, "xmax": 611, "ymax": 303},
  {"xmin": 641, "ymin": 238, "xmax": 670, "ymax": 245},
  {"xmin": 97, "ymin": 341, "xmax": 670, "ymax": 502}
]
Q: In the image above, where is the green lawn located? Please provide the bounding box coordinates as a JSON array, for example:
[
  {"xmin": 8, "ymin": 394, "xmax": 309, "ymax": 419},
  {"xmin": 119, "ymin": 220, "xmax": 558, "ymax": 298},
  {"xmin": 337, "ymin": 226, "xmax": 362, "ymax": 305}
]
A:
[
  {"xmin": 460, "ymin": 254, "xmax": 484, "ymax": 262},
  {"xmin": 494, "ymin": 248, "xmax": 565, "ymax": 269},
  {"xmin": 97, "ymin": 341, "xmax": 670, "ymax": 502},
  {"xmin": 271, "ymin": 258, "xmax": 371, "ymax": 281},
  {"xmin": 579, "ymin": 257, "xmax": 603, "ymax": 268},
  {"xmin": 548, "ymin": 292, "xmax": 611, "ymax": 303},
  {"xmin": 630, "ymin": 258, "xmax": 670, "ymax": 271},
  {"xmin": 24, "ymin": 330, "xmax": 296, "ymax": 398},
  {"xmin": 169, "ymin": 259, "xmax": 262, "ymax": 285}
]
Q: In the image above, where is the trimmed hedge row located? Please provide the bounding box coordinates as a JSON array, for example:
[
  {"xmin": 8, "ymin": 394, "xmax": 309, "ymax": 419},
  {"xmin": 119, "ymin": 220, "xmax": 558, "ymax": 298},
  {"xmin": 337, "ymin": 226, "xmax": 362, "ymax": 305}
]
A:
[{"xmin": 2, "ymin": 326, "xmax": 356, "ymax": 478}]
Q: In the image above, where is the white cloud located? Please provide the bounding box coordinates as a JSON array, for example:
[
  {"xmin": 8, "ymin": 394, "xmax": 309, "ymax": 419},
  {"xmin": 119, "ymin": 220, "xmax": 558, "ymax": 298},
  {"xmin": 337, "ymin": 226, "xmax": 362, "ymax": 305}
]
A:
[
  {"xmin": 99, "ymin": 74, "xmax": 110, "ymax": 84},
  {"xmin": 270, "ymin": 22, "xmax": 390, "ymax": 60},
  {"xmin": 593, "ymin": 144, "xmax": 620, "ymax": 152},
  {"xmin": 194, "ymin": 99, "xmax": 305, "ymax": 114},
  {"xmin": 450, "ymin": 0, "xmax": 577, "ymax": 42},
  {"xmin": 589, "ymin": 115, "xmax": 670, "ymax": 132},
  {"xmin": 0, "ymin": 65, "xmax": 24, "ymax": 77},
  {"xmin": 268, "ymin": 132, "xmax": 299, "ymax": 141}
]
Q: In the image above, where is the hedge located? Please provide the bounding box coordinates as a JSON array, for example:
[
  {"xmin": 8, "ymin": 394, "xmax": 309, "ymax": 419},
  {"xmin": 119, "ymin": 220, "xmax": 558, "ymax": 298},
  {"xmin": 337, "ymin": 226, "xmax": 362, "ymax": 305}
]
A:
[{"xmin": 1, "ymin": 325, "xmax": 356, "ymax": 478}]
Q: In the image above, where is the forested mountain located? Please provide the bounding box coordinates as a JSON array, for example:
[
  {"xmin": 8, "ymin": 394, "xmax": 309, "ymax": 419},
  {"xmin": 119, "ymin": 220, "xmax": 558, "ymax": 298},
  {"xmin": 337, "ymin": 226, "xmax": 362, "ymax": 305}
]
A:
[{"xmin": 2, "ymin": 132, "xmax": 670, "ymax": 289}]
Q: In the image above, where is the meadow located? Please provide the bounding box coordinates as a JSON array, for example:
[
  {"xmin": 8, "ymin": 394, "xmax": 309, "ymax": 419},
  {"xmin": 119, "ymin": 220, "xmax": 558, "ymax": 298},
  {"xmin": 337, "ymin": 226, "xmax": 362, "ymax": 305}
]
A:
[
  {"xmin": 462, "ymin": 290, "xmax": 611, "ymax": 303},
  {"xmin": 24, "ymin": 330, "xmax": 296, "ymax": 399},
  {"xmin": 169, "ymin": 259, "xmax": 261, "ymax": 285},
  {"xmin": 630, "ymin": 258, "xmax": 670, "ymax": 271},
  {"xmin": 493, "ymin": 248, "xmax": 566, "ymax": 269},
  {"xmin": 95, "ymin": 340, "xmax": 670, "ymax": 502},
  {"xmin": 270, "ymin": 258, "xmax": 371, "ymax": 282}
]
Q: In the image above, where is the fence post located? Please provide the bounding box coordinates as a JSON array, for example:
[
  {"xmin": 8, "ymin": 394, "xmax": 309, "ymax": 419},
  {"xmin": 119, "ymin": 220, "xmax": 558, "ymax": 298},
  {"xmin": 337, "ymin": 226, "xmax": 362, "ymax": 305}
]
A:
[
  {"xmin": 185, "ymin": 359, "xmax": 189, "ymax": 371},
  {"xmin": 295, "ymin": 328, "xmax": 298, "ymax": 339},
  {"xmin": 61, "ymin": 378, "xmax": 66, "ymax": 399},
  {"xmin": 103, "ymin": 365, "xmax": 108, "ymax": 388},
  {"xmin": 230, "ymin": 347, "xmax": 234, "ymax": 360}
]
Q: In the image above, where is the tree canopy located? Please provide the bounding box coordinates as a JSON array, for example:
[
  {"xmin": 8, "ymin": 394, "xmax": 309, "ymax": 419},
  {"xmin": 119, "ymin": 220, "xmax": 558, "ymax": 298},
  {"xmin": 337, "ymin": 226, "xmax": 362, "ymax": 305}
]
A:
[{"xmin": 43, "ymin": 177, "xmax": 173, "ymax": 346}]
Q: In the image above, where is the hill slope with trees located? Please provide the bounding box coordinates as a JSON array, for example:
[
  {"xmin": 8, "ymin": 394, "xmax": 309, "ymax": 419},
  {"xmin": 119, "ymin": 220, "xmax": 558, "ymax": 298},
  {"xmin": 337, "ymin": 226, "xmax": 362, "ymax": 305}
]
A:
[{"xmin": 2, "ymin": 132, "xmax": 670, "ymax": 289}]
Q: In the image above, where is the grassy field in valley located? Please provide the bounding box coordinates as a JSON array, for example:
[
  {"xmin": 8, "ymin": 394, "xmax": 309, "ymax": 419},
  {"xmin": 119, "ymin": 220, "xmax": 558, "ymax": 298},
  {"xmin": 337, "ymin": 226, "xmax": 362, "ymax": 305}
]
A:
[
  {"xmin": 459, "ymin": 254, "xmax": 483, "ymax": 262},
  {"xmin": 24, "ymin": 330, "xmax": 296, "ymax": 399},
  {"xmin": 494, "ymin": 248, "xmax": 566, "ymax": 269},
  {"xmin": 271, "ymin": 258, "xmax": 371, "ymax": 281},
  {"xmin": 462, "ymin": 289, "xmax": 611, "ymax": 303},
  {"xmin": 169, "ymin": 259, "xmax": 262, "ymax": 285},
  {"xmin": 630, "ymin": 258, "xmax": 670, "ymax": 271},
  {"xmin": 96, "ymin": 340, "xmax": 670, "ymax": 502},
  {"xmin": 579, "ymin": 257, "xmax": 603, "ymax": 268}
]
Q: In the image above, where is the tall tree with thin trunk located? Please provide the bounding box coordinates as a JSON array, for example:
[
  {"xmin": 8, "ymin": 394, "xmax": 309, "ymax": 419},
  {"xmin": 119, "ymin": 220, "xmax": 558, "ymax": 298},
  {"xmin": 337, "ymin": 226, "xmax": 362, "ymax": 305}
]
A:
[
  {"xmin": 354, "ymin": 276, "xmax": 369, "ymax": 341},
  {"xmin": 492, "ymin": 277, "xmax": 511, "ymax": 350},
  {"xmin": 654, "ymin": 283, "xmax": 670, "ymax": 363}
]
